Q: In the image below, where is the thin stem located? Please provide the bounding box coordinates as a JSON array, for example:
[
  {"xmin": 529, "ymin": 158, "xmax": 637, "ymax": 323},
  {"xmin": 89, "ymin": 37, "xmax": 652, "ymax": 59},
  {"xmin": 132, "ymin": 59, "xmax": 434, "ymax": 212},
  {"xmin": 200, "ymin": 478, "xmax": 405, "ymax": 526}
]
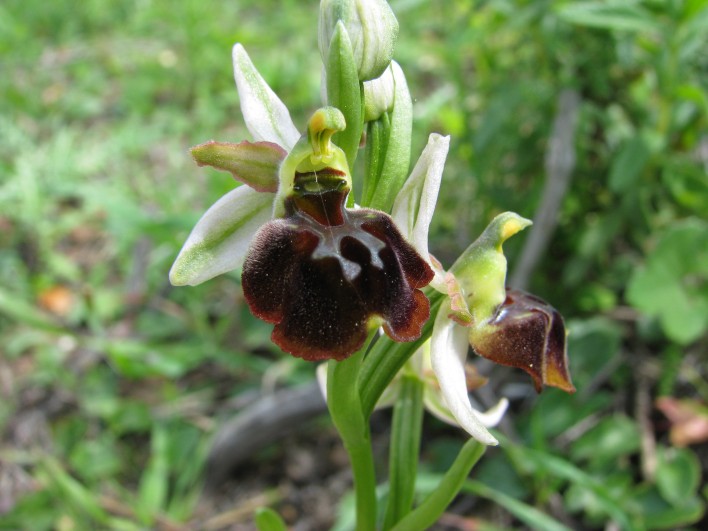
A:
[
  {"xmin": 359, "ymin": 289, "xmax": 443, "ymax": 417},
  {"xmin": 391, "ymin": 439, "xmax": 485, "ymax": 531},
  {"xmin": 327, "ymin": 334, "xmax": 378, "ymax": 531}
]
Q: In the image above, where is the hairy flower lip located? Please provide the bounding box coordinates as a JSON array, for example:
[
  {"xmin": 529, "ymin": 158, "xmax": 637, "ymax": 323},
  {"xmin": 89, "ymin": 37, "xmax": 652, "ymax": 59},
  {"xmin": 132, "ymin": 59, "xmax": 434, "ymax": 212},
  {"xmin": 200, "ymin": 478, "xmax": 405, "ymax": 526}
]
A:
[
  {"xmin": 242, "ymin": 187, "xmax": 434, "ymax": 361},
  {"xmin": 470, "ymin": 288, "xmax": 575, "ymax": 394}
]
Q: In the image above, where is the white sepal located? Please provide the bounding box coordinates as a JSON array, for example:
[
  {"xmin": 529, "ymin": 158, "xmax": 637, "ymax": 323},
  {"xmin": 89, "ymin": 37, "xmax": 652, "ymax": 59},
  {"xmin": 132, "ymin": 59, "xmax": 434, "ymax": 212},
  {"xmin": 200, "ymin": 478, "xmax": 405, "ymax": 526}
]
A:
[
  {"xmin": 430, "ymin": 300, "xmax": 500, "ymax": 445},
  {"xmin": 169, "ymin": 186, "xmax": 274, "ymax": 286},
  {"xmin": 232, "ymin": 44, "xmax": 300, "ymax": 150},
  {"xmin": 392, "ymin": 133, "xmax": 449, "ymax": 291}
]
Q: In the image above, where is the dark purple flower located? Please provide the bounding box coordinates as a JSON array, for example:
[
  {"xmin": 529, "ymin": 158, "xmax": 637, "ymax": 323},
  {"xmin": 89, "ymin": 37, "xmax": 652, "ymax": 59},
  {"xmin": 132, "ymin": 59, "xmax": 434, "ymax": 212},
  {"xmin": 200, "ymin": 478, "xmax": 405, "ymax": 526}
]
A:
[
  {"xmin": 469, "ymin": 288, "xmax": 575, "ymax": 393},
  {"xmin": 242, "ymin": 169, "xmax": 434, "ymax": 361}
]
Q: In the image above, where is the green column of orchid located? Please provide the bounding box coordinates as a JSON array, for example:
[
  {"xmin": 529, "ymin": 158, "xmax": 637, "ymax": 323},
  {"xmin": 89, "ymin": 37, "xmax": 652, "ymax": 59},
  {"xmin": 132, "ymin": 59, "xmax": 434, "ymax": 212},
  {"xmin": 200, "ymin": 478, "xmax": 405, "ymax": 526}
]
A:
[
  {"xmin": 272, "ymin": 107, "xmax": 351, "ymax": 217},
  {"xmin": 451, "ymin": 212, "xmax": 532, "ymax": 324}
]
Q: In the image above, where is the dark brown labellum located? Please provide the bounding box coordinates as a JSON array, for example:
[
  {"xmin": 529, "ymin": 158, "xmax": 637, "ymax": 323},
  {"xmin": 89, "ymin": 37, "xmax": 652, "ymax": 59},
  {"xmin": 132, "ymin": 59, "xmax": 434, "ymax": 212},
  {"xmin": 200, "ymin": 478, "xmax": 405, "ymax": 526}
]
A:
[
  {"xmin": 469, "ymin": 289, "xmax": 575, "ymax": 393},
  {"xmin": 242, "ymin": 175, "xmax": 433, "ymax": 361}
]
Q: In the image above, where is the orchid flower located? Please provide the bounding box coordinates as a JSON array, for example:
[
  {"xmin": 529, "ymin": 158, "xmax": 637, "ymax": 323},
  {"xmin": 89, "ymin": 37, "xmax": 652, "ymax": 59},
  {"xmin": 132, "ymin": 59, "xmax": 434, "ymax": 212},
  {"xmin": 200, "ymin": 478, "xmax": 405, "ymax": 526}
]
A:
[
  {"xmin": 241, "ymin": 107, "xmax": 434, "ymax": 360},
  {"xmin": 170, "ymin": 46, "xmax": 435, "ymax": 361},
  {"xmin": 387, "ymin": 133, "xmax": 506, "ymax": 444},
  {"xmin": 389, "ymin": 133, "xmax": 574, "ymax": 445}
]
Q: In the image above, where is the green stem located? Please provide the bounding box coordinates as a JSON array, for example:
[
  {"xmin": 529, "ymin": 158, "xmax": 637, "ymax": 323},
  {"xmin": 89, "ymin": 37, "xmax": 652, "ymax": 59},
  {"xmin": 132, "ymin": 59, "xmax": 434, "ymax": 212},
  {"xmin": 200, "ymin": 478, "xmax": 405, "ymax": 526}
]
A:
[
  {"xmin": 390, "ymin": 439, "xmax": 486, "ymax": 531},
  {"xmin": 383, "ymin": 375, "xmax": 424, "ymax": 530},
  {"xmin": 327, "ymin": 335, "xmax": 378, "ymax": 531},
  {"xmin": 359, "ymin": 290, "xmax": 443, "ymax": 417}
]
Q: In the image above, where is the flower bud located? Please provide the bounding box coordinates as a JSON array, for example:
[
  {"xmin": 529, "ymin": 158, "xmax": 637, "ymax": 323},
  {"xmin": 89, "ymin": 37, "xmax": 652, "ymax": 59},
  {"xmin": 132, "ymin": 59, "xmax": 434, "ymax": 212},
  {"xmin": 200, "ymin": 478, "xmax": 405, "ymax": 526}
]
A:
[
  {"xmin": 319, "ymin": 0, "xmax": 399, "ymax": 81},
  {"xmin": 363, "ymin": 65, "xmax": 395, "ymax": 121}
]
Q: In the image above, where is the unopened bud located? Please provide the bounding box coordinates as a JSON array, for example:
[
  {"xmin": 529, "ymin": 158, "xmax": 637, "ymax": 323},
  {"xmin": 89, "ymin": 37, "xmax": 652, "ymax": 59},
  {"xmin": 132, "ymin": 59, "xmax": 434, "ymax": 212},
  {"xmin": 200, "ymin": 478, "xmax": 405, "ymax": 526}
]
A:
[
  {"xmin": 363, "ymin": 65, "xmax": 395, "ymax": 121},
  {"xmin": 319, "ymin": 0, "xmax": 399, "ymax": 81}
]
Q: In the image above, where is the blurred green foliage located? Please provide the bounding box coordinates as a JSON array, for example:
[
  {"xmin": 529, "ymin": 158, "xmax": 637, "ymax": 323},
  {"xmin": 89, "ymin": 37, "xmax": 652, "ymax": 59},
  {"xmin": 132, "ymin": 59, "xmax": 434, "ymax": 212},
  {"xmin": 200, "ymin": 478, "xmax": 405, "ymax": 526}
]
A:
[{"xmin": 0, "ymin": 0, "xmax": 706, "ymax": 529}]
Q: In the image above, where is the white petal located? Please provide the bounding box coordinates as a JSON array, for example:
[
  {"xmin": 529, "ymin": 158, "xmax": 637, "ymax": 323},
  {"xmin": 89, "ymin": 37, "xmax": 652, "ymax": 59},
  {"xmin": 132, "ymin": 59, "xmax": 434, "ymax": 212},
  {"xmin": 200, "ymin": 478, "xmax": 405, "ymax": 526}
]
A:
[
  {"xmin": 391, "ymin": 133, "xmax": 449, "ymax": 290},
  {"xmin": 430, "ymin": 301, "xmax": 500, "ymax": 445},
  {"xmin": 316, "ymin": 362, "xmax": 329, "ymax": 401},
  {"xmin": 468, "ymin": 397, "xmax": 509, "ymax": 427},
  {"xmin": 232, "ymin": 44, "xmax": 300, "ymax": 150},
  {"xmin": 423, "ymin": 392, "xmax": 508, "ymax": 431},
  {"xmin": 169, "ymin": 186, "xmax": 274, "ymax": 286}
]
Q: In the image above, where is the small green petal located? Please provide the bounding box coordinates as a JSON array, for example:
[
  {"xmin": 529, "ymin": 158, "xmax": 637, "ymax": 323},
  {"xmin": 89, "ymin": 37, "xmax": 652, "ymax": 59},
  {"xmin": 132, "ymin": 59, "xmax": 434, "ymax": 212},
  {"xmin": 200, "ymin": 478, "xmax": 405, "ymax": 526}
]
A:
[{"xmin": 190, "ymin": 140, "xmax": 285, "ymax": 193}]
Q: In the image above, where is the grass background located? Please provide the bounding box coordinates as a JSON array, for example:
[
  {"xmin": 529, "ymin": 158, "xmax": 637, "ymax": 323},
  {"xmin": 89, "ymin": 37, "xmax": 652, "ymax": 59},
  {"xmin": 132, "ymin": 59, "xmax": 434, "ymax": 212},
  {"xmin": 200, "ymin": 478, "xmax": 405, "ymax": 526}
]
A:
[{"xmin": 1, "ymin": 0, "xmax": 706, "ymax": 529}]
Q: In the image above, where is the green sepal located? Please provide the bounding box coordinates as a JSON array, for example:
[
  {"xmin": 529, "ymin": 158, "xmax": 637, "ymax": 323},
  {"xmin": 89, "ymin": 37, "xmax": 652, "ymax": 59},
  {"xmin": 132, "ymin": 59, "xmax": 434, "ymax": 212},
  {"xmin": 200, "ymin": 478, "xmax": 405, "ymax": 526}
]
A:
[{"xmin": 325, "ymin": 21, "xmax": 364, "ymax": 171}]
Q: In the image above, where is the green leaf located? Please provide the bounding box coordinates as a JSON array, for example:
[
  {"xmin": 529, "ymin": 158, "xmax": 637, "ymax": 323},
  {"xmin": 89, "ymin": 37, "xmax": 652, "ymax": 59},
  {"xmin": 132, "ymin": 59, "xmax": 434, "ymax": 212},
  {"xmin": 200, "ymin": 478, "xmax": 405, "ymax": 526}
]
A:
[
  {"xmin": 564, "ymin": 317, "xmax": 622, "ymax": 390},
  {"xmin": 564, "ymin": 473, "xmax": 634, "ymax": 525},
  {"xmin": 627, "ymin": 218, "xmax": 708, "ymax": 344},
  {"xmin": 570, "ymin": 415, "xmax": 641, "ymax": 466},
  {"xmin": 390, "ymin": 440, "xmax": 485, "ymax": 531},
  {"xmin": 40, "ymin": 456, "xmax": 109, "ymax": 524},
  {"xmin": 325, "ymin": 21, "xmax": 364, "ymax": 171},
  {"xmin": 630, "ymin": 484, "xmax": 705, "ymax": 529},
  {"xmin": 255, "ymin": 507, "xmax": 287, "ymax": 531},
  {"xmin": 557, "ymin": 2, "xmax": 661, "ymax": 33},
  {"xmin": 655, "ymin": 447, "xmax": 701, "ymax": 505},
  {"xmin": 502, "ymin": 439, "xmax": 635, "ymax": 530},
  {"xmin": 0, "ymin": 287, "xmax": 64, "ymax": 334},
  {"xmin": 608, "ymin": 136, "xmax": 650, "ymax": 193},
  {"xmin": 138, "ymin": 425, "xmax": 170, "ymax": 519},
  {"xmin": 464, "ymin": 480, "xmax": 571, "ymax": 531},
  {"xmin": 102, "ymin": 340, "xmax": 205, "ymax": 379},
  {"xmin": 383, "ymin": 376, "xmax": 424, "ymax": 529}
]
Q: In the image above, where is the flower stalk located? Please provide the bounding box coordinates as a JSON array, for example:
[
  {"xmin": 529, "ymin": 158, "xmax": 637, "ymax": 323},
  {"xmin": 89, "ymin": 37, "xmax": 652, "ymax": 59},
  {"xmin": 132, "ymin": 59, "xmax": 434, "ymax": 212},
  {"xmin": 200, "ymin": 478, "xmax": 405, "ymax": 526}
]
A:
[{"xmin": 326, "ymin": 335, "xmax": 378, "ymax": 531}]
